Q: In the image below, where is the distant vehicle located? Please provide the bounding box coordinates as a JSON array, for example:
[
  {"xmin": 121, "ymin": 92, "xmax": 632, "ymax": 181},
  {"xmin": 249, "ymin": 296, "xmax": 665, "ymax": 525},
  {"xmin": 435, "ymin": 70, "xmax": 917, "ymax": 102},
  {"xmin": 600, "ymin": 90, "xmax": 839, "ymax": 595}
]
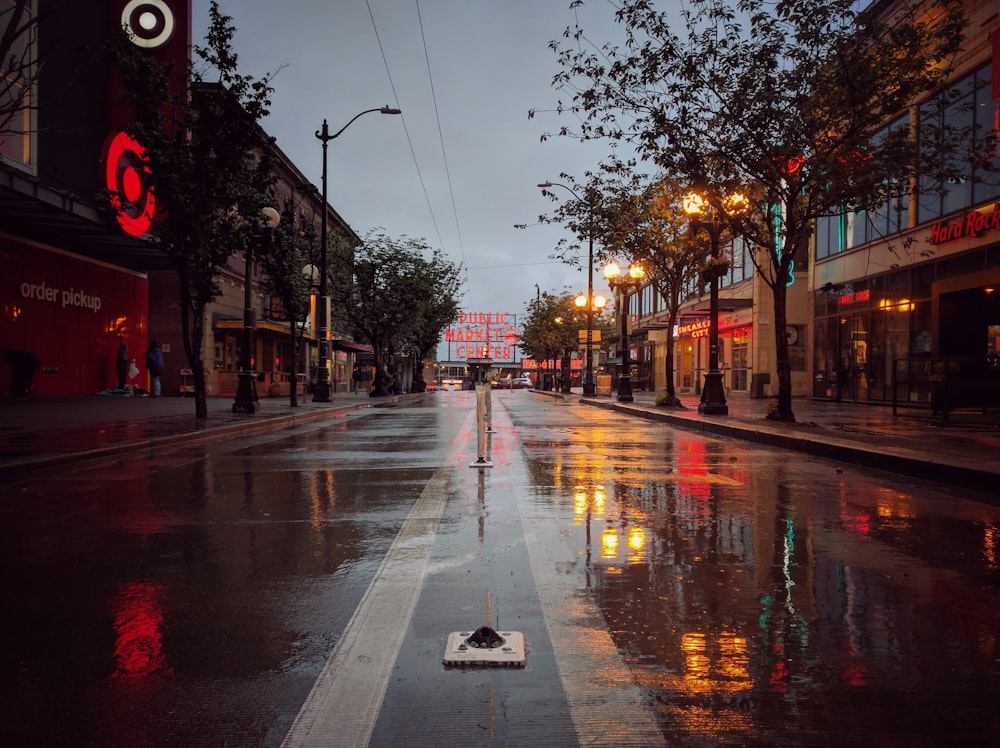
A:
[
  {"xmin": 440, "ymin": 378, "xmax": 464, "ymax": 391},
  {"xmin": 496, "ymin": 376, "xmax": 533, "ymax": 390}
]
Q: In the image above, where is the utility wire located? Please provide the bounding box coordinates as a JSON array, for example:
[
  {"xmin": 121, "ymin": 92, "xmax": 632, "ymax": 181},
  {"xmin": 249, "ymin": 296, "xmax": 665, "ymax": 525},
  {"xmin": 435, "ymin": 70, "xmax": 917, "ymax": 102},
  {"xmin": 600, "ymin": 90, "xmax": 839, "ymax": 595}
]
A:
[
  {"xmin": 365, "ymin": 0, "xmax": 447, "ymax": 255},
  {"xmin": 414, "ymin": 0, "xmax": 473, "ymax": 309}
]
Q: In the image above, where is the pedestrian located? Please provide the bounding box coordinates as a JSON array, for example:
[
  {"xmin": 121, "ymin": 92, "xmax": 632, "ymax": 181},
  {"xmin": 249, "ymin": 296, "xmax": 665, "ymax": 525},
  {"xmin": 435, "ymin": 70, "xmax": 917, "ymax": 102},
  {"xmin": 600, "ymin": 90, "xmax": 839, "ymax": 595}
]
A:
[
  {"xmin": 115, "ymin": 341, "xmax": 129, "ymax": 390},
  {"xmin": 3, "ymin": 348, "xmax": 41, "ymax": 399},
  {"xmin": 144, "ymin": 339, "xmax": 165, "ymax": 397}
]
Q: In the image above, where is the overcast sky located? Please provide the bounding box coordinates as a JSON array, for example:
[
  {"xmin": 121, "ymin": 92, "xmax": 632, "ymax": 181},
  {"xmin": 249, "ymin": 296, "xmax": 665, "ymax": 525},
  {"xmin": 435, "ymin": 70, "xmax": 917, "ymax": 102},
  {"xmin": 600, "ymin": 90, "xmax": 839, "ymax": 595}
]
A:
[{"xmin": 190, "ymin": 0, "xmax": 672, "ymax": 323}]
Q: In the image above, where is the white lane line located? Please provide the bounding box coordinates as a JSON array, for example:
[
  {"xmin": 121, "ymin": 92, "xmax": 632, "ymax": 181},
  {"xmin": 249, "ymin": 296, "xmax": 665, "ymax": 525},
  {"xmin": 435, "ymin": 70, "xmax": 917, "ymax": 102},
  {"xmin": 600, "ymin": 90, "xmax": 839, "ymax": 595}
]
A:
[
  {"xmin": 281, "ymin": 408, "xmax": 473, "ymax": 748},
  {"xmin": 493, "ymin": 401, "xmax": 668, "ymax": 748}
]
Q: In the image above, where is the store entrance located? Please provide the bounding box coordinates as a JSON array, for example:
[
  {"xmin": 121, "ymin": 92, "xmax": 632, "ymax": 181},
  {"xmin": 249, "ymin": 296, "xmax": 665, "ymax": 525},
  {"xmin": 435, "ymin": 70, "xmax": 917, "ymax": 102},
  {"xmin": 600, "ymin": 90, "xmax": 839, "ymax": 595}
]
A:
[{"xmin": 838, "ymin": 314, "xmax": 869, "ymax": 402}]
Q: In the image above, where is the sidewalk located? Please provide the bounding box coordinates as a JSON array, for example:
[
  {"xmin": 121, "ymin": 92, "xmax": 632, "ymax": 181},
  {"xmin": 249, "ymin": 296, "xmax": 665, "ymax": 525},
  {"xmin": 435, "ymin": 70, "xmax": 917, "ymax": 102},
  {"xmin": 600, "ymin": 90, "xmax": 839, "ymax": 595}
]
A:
[
  {"xmin": 1, "ymin": 388, "xmax": 997, "ymax": 498},
  {"xmin": 580, "ymin": 390, "xmax": 999, "ymax": 498},
  {"xmin": 0, "ymin": 390, "xmax": 382, "ymax": 479}
]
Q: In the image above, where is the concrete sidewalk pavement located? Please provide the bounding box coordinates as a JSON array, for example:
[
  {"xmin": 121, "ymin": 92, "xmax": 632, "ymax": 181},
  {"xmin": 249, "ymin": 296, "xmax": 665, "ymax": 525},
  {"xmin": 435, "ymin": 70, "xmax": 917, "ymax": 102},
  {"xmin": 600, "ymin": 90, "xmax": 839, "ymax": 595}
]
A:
[
  {"xmin": 577, "ymin": 390, "xmax": 999, "ymax": 498},
  {"xmin": 1, "ymin": 388, "xmax": 997, "ymax": 499}
]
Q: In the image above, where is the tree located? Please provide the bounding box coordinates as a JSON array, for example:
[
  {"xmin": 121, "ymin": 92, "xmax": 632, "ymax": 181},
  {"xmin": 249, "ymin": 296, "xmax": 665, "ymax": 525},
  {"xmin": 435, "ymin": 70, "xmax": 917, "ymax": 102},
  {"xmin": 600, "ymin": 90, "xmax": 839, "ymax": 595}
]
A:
[
  {"xmin": 519, "ymin": 292, "xmax": 578, "ymax": 382},
  {"xmin": 256, "ymin": 206, "xmax": 318, "ymax": 407},
  {"xmin": 535, "ymin": 159, "xmax": 704, "ymax": 405},
  {"xmin": 544, "ymin": 0, "xmax": 974, "ymax": 421},
  {"xmin": 599, "ymin": 173, "xmax": 706, "ymax": 407},
  {"xmin": 331, "ymin": 230, "xmax": 461, "ymax": 397},
  {"xmin": 108, "ymin": 2, "xmax": 277, "ymax": 418}
]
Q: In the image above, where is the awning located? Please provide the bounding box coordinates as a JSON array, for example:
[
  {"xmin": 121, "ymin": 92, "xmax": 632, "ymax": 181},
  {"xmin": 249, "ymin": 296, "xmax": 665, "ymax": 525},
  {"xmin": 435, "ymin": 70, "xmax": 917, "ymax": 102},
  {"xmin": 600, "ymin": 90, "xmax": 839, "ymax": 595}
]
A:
[{"xmin": 331, "ymin": 340, "xmax": 373, "ymax": 354}]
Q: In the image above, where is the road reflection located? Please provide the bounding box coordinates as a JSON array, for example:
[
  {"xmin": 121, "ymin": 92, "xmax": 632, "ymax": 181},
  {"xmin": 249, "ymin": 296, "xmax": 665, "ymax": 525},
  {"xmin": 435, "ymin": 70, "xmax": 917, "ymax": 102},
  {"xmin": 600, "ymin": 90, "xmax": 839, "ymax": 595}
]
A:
[{"xmin": 513, "ymin": 400, "xmax": 1000, "ymax": 746}]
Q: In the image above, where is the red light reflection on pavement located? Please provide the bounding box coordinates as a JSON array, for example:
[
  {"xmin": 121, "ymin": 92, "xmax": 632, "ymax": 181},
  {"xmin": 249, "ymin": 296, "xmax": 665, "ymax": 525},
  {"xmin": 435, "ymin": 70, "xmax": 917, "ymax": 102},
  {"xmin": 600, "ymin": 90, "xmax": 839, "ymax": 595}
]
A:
[{"xmin": 112, "ymin": 581, "xmax": 171, "ymax": 679}]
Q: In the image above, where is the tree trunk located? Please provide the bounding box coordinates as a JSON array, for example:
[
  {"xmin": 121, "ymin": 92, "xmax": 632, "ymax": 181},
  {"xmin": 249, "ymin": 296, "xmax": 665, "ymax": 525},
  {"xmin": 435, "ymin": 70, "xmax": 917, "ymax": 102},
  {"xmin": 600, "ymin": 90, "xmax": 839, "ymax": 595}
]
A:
[
  {"xmin": 771, "ymin": 277, "xmax": 795, "ymax": 421},
  {"xmin": 371, "ymin": 342, "xmax": 391, "ymax": 396},
  {"xmin": 178, "ymin": 279, "xmax": 208, "ymax": 419}
]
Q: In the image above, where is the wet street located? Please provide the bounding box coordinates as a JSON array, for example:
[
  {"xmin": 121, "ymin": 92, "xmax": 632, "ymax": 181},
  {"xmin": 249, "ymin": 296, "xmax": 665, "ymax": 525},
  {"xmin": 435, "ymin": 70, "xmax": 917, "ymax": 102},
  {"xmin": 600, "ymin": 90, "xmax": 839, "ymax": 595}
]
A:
[{"xmin": 2, "ymin": 392, "xmax": 999, "ymax": 747}]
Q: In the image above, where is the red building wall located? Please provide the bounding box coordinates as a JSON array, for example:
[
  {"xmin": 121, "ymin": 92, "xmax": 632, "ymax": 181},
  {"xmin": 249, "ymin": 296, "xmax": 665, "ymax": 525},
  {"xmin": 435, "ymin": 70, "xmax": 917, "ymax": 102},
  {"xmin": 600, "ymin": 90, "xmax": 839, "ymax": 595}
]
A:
[{"xmin": 1, "ymin": 242, "xmax": 148, "ymax": 396}]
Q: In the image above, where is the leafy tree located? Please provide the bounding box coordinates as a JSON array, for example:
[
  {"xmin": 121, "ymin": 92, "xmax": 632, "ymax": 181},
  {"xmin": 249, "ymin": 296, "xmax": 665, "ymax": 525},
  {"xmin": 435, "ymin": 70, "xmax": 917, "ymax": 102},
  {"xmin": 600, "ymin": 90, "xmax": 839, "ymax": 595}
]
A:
[
  {"xmin": 544, "ymin": 0, "xmax": 973, "ymax": 421},
  {"xmin": 256, "ymin": 206, "xmax": 319, "ymax": 407},
  {"xmin": 331, "ymin": 230, "xmax": 461, "ymax": 397},
  {"xmin": 108, "ymin": 2, "xmax": 276, "ymax": 417},
  {"xmin": 535, "ymin": 159, "xmax": 705, "ymax": 405},
  {"xmin": 519, "ymin": 292, "xmax": 577, "ymax": 380},
  {"xmin": 598, "ymin": 171, "xmax": 706, "ymax": 407}
]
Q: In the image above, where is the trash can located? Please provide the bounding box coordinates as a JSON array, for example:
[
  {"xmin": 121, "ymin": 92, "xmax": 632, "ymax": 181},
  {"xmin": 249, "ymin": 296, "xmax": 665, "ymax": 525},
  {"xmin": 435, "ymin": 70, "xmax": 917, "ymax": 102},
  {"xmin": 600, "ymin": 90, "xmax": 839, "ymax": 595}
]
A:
[{"xmin": 751, "ymin": 373, "xmax": 770, "ymax": 399}]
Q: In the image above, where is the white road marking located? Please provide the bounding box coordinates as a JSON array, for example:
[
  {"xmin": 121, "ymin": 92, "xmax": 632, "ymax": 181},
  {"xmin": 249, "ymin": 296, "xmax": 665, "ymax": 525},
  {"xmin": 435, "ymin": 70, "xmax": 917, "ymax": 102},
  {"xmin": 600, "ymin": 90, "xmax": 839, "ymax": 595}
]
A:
[
  {"xmin": 280, "ymin": 409, "xmax": 473, "ymax": 748},
  {"xmin": 495, "ymin": 402, "xmax": 669, "ymax": 747}
]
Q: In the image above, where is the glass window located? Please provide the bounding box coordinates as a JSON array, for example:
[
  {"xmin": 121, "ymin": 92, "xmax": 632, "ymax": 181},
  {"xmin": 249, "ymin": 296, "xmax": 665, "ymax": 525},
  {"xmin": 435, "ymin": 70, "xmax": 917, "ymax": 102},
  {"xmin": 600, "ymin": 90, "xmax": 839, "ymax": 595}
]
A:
[
  {"xmin": 0, "ymin": 0, "xmax": 36, "ymax": 169},
  {"xmin": 919, "ymin": 62, "xmax": 999, "ymax": 222}
]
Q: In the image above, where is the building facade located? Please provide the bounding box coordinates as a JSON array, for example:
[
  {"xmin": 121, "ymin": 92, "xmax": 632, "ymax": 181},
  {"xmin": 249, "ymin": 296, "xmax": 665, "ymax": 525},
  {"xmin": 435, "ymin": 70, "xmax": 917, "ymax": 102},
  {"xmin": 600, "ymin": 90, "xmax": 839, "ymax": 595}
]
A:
[
  {"xmin": 626, "ymin": 0, "xmax": 997, "ymax": 411},
  {"xmin": 811, "ymin": 0, "xmax": 999, "ymax": 407},
  {"xmin": 1, "ymin": 1, "xmax": 364, "ymax": 399}
]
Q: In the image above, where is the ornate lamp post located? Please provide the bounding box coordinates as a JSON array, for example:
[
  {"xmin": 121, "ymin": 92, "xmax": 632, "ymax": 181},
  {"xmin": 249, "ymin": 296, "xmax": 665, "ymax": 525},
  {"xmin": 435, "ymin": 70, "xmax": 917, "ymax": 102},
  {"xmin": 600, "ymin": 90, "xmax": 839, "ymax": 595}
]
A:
[
  {"xmin": 603, "ymin": 261, "xmax": 645, "ymax": 403},
  {"xmin": 683, "ymin": 190, "xmax": 747, "ymax": 415},
  {"xmin": 233, "ymin": 206, "xmax": 281, "ymax": 414},
  {"xmin": 538, "ymin": 180, "xmax": 600, "ymax": 395},
  {"xmin": 313, "ymin": 106, "xmax": 401, "ymax": 402}
]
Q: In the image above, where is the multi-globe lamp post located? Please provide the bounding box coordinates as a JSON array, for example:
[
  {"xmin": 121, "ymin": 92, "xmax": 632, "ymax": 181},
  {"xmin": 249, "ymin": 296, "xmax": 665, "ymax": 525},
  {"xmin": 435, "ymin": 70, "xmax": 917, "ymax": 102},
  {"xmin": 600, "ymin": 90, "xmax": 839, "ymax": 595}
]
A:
[
  {"xmin": 312, "ymin": 106, "xmax": 401, "ymax": 402},
  {"xmin": 538, "ymin": 180, "xmax": 600, "ymax": 395},
  {"xmin": 233, "ymin": 206, "xmax": 281, "ymax": 414},
  {"xmin": 603, "ymin": 261, "xmax": 645, "ymax": 403},
  {"xmin": 682, "ymin": 189, "xmax": 748, "ymax": 415}
]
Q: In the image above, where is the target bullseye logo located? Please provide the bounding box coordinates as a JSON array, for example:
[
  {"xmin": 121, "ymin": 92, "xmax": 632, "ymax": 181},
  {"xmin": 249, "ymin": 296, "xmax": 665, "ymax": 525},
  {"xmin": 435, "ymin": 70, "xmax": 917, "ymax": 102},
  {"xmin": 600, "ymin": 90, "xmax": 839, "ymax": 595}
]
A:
[
  {"xmin": 121, "ymin": 0, "xmax": 175, "ymax": 49},
  {"xmin": 104, "ymin": 131, "xmax": 156, "ymax": 238}
]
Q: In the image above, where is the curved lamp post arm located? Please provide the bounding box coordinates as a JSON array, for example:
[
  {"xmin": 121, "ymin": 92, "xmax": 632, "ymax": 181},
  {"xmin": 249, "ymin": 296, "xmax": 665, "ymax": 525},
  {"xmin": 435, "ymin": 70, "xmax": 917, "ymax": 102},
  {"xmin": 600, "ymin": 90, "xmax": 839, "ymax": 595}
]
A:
[{"xmin": 311, "ymin": 106, "xmax": 401, "ymax": 403}]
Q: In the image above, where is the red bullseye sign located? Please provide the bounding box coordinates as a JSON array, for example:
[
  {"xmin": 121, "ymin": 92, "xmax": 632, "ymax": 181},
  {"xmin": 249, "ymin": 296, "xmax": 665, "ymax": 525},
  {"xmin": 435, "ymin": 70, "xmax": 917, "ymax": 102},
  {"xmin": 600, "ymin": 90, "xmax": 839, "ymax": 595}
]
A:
[
  {"xmin": 121, "ymin": 0, "xmax": 175, "ymax": 49},
  {"xmin": 104, "ymin": 130, "xmax": 156, "ymax": 238}
]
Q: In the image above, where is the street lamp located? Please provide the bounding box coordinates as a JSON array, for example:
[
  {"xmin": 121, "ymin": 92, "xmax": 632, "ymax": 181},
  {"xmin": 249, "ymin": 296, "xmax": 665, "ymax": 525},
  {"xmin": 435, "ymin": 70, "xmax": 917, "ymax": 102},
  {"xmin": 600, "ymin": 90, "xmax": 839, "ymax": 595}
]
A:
[
  {"xmin": 233, "ymin": 206, "xmax": 281, "ymax": 414},
  {"xmin": 683, "ymin": 189, "xmax": 748, "ymax": 415},
  {"xmin": 538, "ymin": 180, "xmax": 599, "ymax": 395},
  {"xmin": 313, "ymin": 106, "xmax": 402, "ymax": 402},
  {"xmin": 574, "ymin": 290, "xmax": 607, "ymax": 392},
  {"xmin": 603, "ymin": 261, "xmax": 645, "ymax": 403}
]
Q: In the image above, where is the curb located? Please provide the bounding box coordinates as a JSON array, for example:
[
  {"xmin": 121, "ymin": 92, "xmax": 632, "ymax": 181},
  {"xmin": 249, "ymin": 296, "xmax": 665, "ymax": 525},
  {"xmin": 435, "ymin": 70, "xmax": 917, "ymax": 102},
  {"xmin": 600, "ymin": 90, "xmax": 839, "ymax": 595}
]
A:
[{"xmin": 563, "ymin": 394, "xmax": 999, "ymax": 498}]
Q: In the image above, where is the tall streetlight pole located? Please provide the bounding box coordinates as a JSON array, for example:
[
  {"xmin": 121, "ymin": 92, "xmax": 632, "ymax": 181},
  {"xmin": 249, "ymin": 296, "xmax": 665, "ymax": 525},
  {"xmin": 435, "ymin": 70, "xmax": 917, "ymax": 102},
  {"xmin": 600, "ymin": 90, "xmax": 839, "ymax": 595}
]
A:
[
  {"xmin": 233, "ymin": 206, "xmax": 281, "ymax": 414},
  {"xmin": 538, "ymin": 180, "xmax": 599, "ymax": 395},
  {"xmin": 683, "ymin": 190, "xmax": 747, "ymax": 415},
  {"xmin": 604, "ymin": 261, "xmax": 645, "ymax": 403},
  {"xmin": 313, "ymin": 106, "xmax": 401, "ymax": 402}
]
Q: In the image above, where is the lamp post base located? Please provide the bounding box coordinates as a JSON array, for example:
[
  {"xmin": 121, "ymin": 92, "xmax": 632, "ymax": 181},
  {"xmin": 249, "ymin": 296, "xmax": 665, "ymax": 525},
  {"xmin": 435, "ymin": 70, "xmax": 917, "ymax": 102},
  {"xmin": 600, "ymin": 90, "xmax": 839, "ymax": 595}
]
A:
[
  {"xmin": 617, "ymin": 375, "xmax": 633, "ymax": 403},
  {"xmin": 233, "ymin": 371, "xmax": 257, "ymax": 414},
  {"xmin": 697, "ymin": 370, "xmax": 728, "ymax": 415},
  {"xmin": 312, "ymin": 381, "xmax": 331, "ymax": 403}
]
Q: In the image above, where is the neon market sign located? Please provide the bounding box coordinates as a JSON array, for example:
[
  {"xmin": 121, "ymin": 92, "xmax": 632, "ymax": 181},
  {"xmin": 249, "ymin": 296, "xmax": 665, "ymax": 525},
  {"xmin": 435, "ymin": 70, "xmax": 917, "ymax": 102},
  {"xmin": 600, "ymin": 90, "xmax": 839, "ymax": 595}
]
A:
[
  {"xmin": 928, "ymin": 202, "xmax": 1000, "ymax": 245},
  {"xmin": 443, "ymin": 311, "xmax": 520, "ymax": 361}
]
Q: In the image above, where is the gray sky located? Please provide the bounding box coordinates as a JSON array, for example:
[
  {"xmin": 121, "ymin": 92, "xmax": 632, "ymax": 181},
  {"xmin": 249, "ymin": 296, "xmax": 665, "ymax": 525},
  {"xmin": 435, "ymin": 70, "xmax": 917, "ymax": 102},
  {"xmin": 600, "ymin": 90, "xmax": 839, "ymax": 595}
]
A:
[{"xmin": 191, "ymin": 0, "xmax": 645, "ymax": 322}]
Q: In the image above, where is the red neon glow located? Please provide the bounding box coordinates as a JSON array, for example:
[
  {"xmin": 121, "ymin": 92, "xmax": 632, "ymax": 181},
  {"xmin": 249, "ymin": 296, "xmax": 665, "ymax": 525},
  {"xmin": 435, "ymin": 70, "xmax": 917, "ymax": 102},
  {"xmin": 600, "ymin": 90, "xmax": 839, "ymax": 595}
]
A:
[
  {"xmin": 838, "ymin": 290, "xmax": 871, "ymax": 305},
  {"xmin": 104, "ymin": 131, "xmax": 156, "ymax": 238}
]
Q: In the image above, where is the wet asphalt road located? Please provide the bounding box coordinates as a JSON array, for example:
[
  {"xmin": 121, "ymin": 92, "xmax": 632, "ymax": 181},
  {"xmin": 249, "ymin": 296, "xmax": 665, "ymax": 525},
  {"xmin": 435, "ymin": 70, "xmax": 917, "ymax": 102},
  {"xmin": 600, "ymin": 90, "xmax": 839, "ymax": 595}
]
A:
[{"xmin": 2, "ymin": 392, "xmax": 999, "ymax": 747}]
